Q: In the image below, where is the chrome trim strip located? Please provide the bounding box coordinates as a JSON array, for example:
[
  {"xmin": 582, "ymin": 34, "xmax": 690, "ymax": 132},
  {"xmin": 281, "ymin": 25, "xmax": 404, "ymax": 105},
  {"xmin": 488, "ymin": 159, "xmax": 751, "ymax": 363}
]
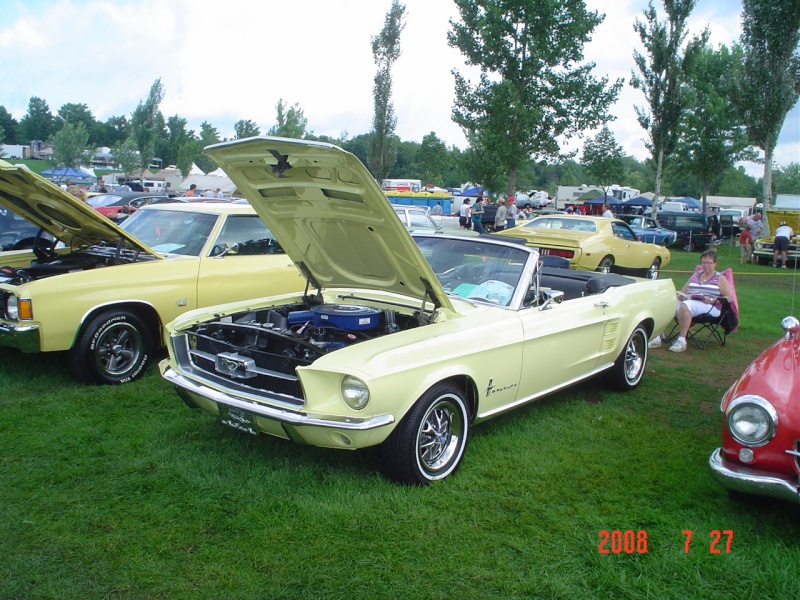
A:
[
  {"xmin": 708, "ymin": 448, "xmax": 800, "ymax": 503},
  {"xmin": 163, "ymin": 366, "xmax": 395, "ymax": 431},
  {"xmin": 477, "ymin": 361, "xmax": 614, "ymax": 420}
]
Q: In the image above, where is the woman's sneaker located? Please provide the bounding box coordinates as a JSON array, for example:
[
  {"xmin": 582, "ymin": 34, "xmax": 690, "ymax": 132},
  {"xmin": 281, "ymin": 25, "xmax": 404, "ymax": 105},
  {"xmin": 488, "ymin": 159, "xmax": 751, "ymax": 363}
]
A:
[
  {"xmin": 648, "ymin": 336, "xmax": 662, "ymax": 348},
  {"xmin": 668, "ymin": 339, "xmax": 687, "ymax": 353}
]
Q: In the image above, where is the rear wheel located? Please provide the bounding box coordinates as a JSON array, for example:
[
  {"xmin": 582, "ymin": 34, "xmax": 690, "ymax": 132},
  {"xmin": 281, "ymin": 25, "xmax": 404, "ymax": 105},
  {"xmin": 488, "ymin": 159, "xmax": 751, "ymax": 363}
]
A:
[
  {"xmin": 646, "ymin": 258, "xmax": 661, "ymax": 280},
  {"xmin": 597, "ymin": 256, "xmax": 614, "ymax": 274},
  {"xmin": 606, "ymin": 324, "xmax": 648, "ymax": 391},
  {"xmin": 381, "ymin": 383, "xmax": 470, "ymax": 485},
  {"xmin": 69, "ymin": 309, "xmax": 153, "ymax": 384}
]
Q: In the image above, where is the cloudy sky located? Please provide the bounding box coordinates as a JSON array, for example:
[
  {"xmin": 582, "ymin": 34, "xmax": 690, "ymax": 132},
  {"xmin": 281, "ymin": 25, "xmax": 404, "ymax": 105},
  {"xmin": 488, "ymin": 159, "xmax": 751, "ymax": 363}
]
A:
[{"xmin": 1, "ymin": 0, "xmax": 797, "ymax": 177}]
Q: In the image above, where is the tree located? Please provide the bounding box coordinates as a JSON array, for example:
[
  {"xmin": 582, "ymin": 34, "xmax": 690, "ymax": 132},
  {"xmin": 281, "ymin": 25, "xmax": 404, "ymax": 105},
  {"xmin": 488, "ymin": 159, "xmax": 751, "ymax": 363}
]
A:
[
  {"xmin": 631, "ymin": 0, "xmax": 708, "ymax": 205},
  {"xmin": 369, "ymin": 0, "xmax": 406, "ymax": 180},
  {"xmin": 733, "ymin": 0, "xmax": 800, "ymax": 209},
  {"xmin": 176, "ymin": 139, "xmax": 203, "ymax": 177},
  {"xmin": 674, "ymin": 44, "xmax": 751, "ymax": 206},
  {"xmin": 0, "ymin": 106, "xmax": 19, "ymax": 145},
  {"xmin": 55, "ymin": 103, "xmax": 101, "ymax": 145},
  {"xmin": 18, "ymin": 96, "xmax": 55, "ymax": 142},
  {"xmin": 162, "ymin": 115, "xmax": 193, "ymax": 168},
  {"xmin": 97, "ymin": 115, "xmax": 128, "ymax": 148},
  {"xmin": 50, "ymin": 122, "xmax": 91, "ymax": 171},
  {"xmin": 111, "ymin": 138, "xmax": 140, "ymax": 180},
  {"xmin": 449, "ymin": 0, "xmax": 622, "ymax": 196},
  {"xmin": 417, "ymin": 132, "xmax": 449, "ymax": 186},
  {"xmin": 128, "ymin": 78, "xmax": 165, "ymax": 175},
  {"xmin": 581, "ymin": 126, "xmax": 625, "ymax": 195},
  {"xmin": 194, "ymin": 122, "xmax": 221, "ymax": 173},
  {"xmin": 234, "ymin": 119, "xmax": 260, "ymax": 139},
  {"xmin": 267, "ymin": 99, "xmax": 307, "ymax": 139},
  {"xmin": 774, "ymin": 162, "xmax": 800, "ymax": 194}
]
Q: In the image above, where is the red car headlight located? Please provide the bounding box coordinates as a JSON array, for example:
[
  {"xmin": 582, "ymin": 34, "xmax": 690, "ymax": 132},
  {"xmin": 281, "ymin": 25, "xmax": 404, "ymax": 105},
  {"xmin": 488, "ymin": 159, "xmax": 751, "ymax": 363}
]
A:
[{"xmin": 726, "ymin": 395, "xmax": 778, "ymax": 447}]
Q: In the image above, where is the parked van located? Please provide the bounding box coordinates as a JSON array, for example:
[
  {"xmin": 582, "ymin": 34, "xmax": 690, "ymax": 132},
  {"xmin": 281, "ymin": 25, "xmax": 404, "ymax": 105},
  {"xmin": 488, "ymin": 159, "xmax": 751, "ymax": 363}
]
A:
[
  {"xmin": 656, "ymin": 211, "xmax": 719, "ymax": 251},
  {"xmin": 660, "ymin": 201, "xmax": 689, "ymax": 212}
]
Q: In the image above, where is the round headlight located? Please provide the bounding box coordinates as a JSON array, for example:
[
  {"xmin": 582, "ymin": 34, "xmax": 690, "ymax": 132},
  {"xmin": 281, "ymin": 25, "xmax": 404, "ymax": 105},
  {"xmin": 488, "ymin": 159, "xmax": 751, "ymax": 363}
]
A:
[
  {"xmin": 5, "ymin": 295, "xmax": 18, "ymax": 320},
  {"xmin": 726, "ymin": 395, "xmax": 778, "ymax": 447},
  {"xmin": 341, "ymin": 375, "xmax": 370, "ymax": 411}
]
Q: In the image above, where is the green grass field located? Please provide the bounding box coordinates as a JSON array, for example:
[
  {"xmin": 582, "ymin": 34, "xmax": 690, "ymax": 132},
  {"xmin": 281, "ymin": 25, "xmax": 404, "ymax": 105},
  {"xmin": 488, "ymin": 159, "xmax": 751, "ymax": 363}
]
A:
[{"xmin": 2, "ymin": 245, "xmax": 800, "ymax": 599}]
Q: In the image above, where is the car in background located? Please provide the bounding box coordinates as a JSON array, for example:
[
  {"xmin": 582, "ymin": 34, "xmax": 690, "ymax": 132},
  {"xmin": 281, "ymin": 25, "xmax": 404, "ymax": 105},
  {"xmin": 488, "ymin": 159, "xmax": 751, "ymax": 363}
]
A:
[
  {"xmin": 0, "ymin": 206, "xmax": 40, "ymax": 251},
  {"xmin": 391, "ymin": 204, "xmax": 443, "ymax": 233},
  {"xmin": 158, "ymin": 136, "xmax": 677, "ymax": 485},
  {"xmin": 0, "ymin": 161, "xmax": 304, "ymax": 384},
  {"xmin": 751, "ymin": 209, "xmax": 800, "ymax": 265},
  {"xmin": 655, "ymin": 211, "xmax": 719, "ymax": 251},
  {"xmin": 496, "ymin": 214, "xmax": 671, "ymax": 279},
  {"xmin": 87, "ymin": 191, "xmax": 178, "ymax": 218},
  {"xmin": 620, "ymin": 215, "xmax": 677, "ymax": 246},
  {"xmin": 709, "ymin": 316, "xmax": 800, "ymax": 503}
]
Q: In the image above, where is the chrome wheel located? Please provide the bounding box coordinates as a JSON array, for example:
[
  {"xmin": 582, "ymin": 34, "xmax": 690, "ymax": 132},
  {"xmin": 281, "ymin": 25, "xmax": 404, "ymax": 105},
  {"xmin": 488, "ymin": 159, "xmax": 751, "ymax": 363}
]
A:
[
  {"xmin": 417, "ymin": 395, "xmax": 466, "ymax": 476},
  {"xmin": 647, "ymin": 258, "xmax": 661, "ymax": 280},
  {"xmin": 606, "ymin": 325, "xmax": 648, "ymax": 391},
  {"xmin": 381, "ymin": 383, "xmax": 470, "ymax": 485}
]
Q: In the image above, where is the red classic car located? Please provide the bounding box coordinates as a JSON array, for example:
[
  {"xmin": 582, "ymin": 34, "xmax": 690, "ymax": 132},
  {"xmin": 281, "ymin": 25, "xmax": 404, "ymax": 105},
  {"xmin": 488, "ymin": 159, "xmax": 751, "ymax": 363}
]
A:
[{"xmin": 709, "ymin": 316, "xmax": 800, "ymax": 502}]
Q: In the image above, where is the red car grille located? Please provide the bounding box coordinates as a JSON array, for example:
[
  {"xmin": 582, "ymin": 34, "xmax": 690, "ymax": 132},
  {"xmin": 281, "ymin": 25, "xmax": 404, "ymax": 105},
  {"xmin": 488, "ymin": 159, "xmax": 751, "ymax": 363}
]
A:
[{"xmin": 538, "ymin": 248, "xmax": 575, "ymax": 259}]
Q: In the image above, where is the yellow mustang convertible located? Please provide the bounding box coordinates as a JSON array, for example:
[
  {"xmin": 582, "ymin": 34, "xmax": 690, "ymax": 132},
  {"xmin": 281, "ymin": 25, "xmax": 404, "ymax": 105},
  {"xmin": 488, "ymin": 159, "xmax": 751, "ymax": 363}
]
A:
[
  {"xmin": 0, "ymin": 163, "xmax": 303, "ymax": 384},
  {"xmin": 498, "ymin": 214, "xmax": 671, "ymax": 279},
  {"xmin": 159, "ymin": 137, "xmax": 677, "ymax": 485}
]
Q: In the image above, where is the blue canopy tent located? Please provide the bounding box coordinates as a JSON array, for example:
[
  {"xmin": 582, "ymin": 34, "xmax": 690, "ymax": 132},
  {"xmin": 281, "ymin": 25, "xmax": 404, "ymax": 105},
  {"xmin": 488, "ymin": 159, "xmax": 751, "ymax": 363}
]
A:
[
  {"xmin": 40, "ymin": 166, "xmax": 92, "ymax": 182},
  {"xmin": 623, "ymin": 195, "xmax": 652, "ymax": 207}
]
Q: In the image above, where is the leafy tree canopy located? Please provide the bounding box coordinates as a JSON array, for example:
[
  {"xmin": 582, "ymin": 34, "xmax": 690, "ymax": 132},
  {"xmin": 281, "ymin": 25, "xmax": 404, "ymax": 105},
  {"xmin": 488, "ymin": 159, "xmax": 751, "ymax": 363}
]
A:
[{"xmin": 449, "ymin": 0, "xmax": 622, "ymax": 195}]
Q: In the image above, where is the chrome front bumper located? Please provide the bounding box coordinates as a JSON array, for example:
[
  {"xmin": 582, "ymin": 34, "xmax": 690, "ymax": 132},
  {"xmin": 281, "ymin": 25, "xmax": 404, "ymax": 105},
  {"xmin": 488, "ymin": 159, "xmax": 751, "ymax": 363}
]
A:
[
  {"xmin": 160, "ymin": 362, "xmax": 395, "ymax": 434},
  {"xmin": 708, "ymin": 448, "xmax": 800, "ymax": 503},
  {"xmin": 0, "ymin": 321, "xmax": 41, "ymax": 353}
]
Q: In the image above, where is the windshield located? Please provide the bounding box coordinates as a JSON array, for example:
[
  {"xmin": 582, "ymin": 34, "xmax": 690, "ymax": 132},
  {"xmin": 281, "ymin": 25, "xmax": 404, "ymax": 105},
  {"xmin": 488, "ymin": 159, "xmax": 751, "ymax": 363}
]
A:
[
  {"xmin": 414, "ymin": 236, "xmax": 531, "ymax": 307},
  {"xmin": 120, "ymin": 209, "xmax": 218, "ymax": 256},
  {"xmin": 87, "ymin": 194, "xmax": 123, "ymax": 208},
  {"xmin": 523, "ymin": 217, "xmax": 598, "ymax": 232}
]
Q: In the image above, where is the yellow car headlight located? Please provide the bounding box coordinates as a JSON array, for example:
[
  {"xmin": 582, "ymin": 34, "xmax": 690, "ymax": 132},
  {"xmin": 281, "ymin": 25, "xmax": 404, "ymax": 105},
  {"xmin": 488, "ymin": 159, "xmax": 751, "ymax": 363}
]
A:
[{"xmin": 341, "ymin": 375, "xmax": 370, "ymax": 411}]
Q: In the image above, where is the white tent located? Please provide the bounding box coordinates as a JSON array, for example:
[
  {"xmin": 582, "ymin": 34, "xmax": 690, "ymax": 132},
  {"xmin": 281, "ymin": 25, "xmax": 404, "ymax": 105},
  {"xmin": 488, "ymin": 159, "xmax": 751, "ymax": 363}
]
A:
[
  {"xmin": 706, "ymin": 196, "xmax": 756, "ymax": 210},
  {"xmin": 179, "ymin": 172, "xmax": 237, "ymax": 196}
]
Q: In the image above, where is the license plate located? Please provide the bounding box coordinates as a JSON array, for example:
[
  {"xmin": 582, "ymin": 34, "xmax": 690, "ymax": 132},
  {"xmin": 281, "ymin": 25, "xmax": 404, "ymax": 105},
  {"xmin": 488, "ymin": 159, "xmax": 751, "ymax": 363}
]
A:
[{"xmin": 218, "ymin": 404, "xmax": 258, "ymax": 436}]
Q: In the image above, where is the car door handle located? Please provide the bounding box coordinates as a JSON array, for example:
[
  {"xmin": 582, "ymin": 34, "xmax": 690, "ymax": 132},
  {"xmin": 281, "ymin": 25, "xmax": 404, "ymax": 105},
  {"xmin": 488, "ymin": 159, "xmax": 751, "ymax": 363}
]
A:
[{"xmin": 594, "ymin": 301, "xmax": 609, "ymax": 308}]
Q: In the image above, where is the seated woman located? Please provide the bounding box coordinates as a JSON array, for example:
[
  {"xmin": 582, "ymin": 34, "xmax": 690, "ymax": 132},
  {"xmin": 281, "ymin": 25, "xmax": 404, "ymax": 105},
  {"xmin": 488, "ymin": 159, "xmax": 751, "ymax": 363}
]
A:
[{"xmin": 667, "ymin": 248, "xmax": 732, "ymax": 353}]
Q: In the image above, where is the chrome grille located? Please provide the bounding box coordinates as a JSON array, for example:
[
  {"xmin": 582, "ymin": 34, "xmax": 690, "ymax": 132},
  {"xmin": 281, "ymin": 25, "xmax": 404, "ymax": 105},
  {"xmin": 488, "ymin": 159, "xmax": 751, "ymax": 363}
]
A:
[{"xmin": 174, "ymin": 330, "xmax": 310, "ymax": 407}]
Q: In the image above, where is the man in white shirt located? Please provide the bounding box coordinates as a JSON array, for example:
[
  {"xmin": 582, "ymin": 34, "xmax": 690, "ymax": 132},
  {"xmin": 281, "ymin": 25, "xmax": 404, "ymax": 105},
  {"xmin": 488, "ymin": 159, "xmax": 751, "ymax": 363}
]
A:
[{"xmin": 773, "ymin": 221, "xmax": 794, "ymax": 269}]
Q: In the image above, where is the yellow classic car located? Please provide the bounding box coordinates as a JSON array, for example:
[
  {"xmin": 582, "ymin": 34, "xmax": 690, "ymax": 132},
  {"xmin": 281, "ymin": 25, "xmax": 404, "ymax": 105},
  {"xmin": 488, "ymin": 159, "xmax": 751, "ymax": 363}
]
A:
[
  {"xmin": 159, "ymin": 137, "xmax": 677, "ymax": 485},
  {"xmin": 0, "ymin": 162, "xmax": 304, "ymax": 384},
  {"xmin": 752, "ymin": 209, "xmax": 800, "ymax": 265},
  {"xmin": 497, "ymin": 214, "xmax": 671, "ymax": 279}
]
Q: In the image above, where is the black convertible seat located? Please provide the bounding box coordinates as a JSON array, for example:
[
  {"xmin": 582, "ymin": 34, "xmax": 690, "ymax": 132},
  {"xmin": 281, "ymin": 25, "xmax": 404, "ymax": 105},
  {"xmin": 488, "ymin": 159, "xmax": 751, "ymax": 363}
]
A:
[
  {"xmin": 538, "ymin": 268, "xmax": 635, "ymax": 301},
  {"xmin": 584, "ymin": 273, "xmax": 635, "ymax": 295}
]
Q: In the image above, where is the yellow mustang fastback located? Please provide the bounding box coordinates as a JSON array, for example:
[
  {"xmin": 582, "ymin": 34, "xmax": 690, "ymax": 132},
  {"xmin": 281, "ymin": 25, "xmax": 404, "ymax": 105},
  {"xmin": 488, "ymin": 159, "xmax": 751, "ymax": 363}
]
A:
[
  {"xmin": 0, "ymin": 163, "xmax": 303, "ymax": 384},
  {"xmin": 159, "ymin": 137, "xmax": 678, "ymax": 485}
]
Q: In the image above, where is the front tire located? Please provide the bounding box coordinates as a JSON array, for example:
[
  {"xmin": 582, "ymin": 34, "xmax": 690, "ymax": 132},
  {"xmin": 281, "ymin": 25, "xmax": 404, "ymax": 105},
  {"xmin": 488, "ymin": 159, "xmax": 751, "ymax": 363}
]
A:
[
  {"xmin": 381, "ymin": 383, "xmax": 470, "ymax": 485},
  {"xmin": 605, "ymin": 325, "xmax": 648, "ymax": 391},
  {"xmin": 69, "ymin": 309, "xmax": 153, "ymax": 384}
]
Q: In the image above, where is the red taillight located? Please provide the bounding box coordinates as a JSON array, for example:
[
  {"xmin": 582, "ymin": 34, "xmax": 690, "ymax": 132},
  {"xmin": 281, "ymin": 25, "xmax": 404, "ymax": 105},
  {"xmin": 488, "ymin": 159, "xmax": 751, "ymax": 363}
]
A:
[{"xmin": 539, "ymin": 248, "xmax": 575, "ymax": 259}]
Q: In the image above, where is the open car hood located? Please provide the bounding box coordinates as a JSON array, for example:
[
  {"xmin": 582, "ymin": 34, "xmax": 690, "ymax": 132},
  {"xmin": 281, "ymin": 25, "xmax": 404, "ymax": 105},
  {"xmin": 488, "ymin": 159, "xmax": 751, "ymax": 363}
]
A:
[
  {"xmin": 205, "ymin": 137, "xmax": 453, "ymax": 310},
  {"xmin": 0, "ymin": 161, "xmax": 157, "ymax": 256}
]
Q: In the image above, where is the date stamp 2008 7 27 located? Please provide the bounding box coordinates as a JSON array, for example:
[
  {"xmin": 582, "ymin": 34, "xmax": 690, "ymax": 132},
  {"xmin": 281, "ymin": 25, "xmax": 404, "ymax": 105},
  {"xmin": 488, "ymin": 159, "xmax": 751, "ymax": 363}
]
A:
[{"xmin": 598, "ymin": 530, "xmax": 734, "ymax": 554}]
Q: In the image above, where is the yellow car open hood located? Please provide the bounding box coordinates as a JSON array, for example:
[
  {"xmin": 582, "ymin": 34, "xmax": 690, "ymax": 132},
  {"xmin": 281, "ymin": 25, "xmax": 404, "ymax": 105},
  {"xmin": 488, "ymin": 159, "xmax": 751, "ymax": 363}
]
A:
[
  {"xmin": 204, "ymin": 137, "xmax": 453, "ymax": 310},
  {"xmin": 0, "ymin": 161, "xmax": 158, "ymax": 257}
]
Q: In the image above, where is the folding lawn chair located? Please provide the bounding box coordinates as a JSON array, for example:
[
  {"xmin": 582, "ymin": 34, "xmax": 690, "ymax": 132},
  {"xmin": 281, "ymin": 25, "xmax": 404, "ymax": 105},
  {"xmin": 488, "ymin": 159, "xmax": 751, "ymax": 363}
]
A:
[{"xmin": 667, "ymin": 267, "xmax": 739, "ymax": 349}]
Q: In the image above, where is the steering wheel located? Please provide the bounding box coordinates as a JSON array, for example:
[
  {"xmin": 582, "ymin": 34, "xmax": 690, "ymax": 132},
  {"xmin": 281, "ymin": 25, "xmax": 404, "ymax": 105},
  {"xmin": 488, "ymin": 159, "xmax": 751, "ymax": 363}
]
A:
[
  {"xmin": 466, "ymin": 279, "xmax": 515, "ymax": 306},
  {"xmin": 33, "ymin": 227, "xmax": 59, "ymax": 261}
]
